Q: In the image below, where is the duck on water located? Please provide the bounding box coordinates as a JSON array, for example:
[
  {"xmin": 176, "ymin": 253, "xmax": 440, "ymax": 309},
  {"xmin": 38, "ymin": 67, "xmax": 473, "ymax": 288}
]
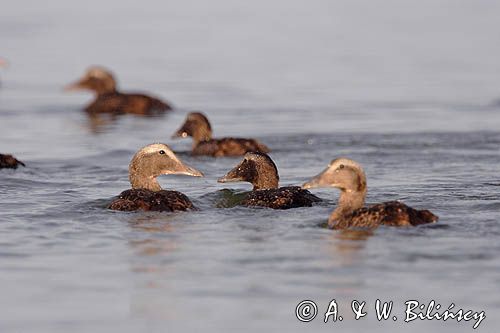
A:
[
  {"xmin": 0, "ymin": 154, "xmax": 25, "ymax": 169},
  {"xmin": 66, "ymin": 66, "xmax": 172, "ymax": 115},
  {"xmin": 218, "ymin": 152, "xmax": 320, "ymax": 209},
  {"xmin": 108, "ymin": 143, "xmax": 203, "ymax": 212},
  {"xmin": 172, "ymin": 112, "xmax": 269, "ymax": 157},
  {"xmin": 303, "ymin": 158, "xmax": 438, "ymax": 229}
]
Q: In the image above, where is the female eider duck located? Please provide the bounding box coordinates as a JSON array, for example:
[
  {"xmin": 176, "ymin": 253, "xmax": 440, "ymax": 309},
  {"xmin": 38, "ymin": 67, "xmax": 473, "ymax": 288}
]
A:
[
  {"xmin": 108, "ymin": 143, "xmax": 203, "ymax": 212},
  {"xmin": 0, "ymin": 154, "xmax": 25, "ymax": 169},
  {"xmin": 218, "ymin": 152, "xmax": 320, "ymax": 209},
  {"xmin": 172, "ymin": 112, "xmax": 270, "ymax": 157},
  {"xmin": 303, "ymin": 158, "xmax": 438, "ymax": 229},
  {"xmin": 66, "ymin": 66, "xmax": 172, "ymax": 115}
]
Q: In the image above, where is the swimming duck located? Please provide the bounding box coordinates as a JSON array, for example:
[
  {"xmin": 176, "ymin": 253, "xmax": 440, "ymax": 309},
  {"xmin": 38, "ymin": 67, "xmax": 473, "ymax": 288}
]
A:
[
  {"xmin": 172, "ymin": 112, "xmax": 270, "ymax": 157},
  {"xmin": 218, "ymin": 152, "xmax": 320, "ymax": 209},
  {"xmin": 108, "ymin": 143, "xmax": 203, "ymax": 212},
  {"xmin": 66, "ymin": 66, "xmax": 172, "ymax": 115},
  {"xmin": 302, "ymin": 158, "xmax": 438, "ymax": 229},
  {"xmin": 0, "ymin": 154, "xmax": 25, "ymax": 169}
]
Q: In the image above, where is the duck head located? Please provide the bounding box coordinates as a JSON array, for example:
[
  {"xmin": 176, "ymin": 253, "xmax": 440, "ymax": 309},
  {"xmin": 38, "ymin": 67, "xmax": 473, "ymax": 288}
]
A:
[
  {"xmin": 129, "ymin": 143, "xmax": 203, "ymax": 191},
  {"xmin": 172, "ymin": 112, "xmax": 213, "ymax": 145},
  {"xmin": 65, "ymin": 66, "xmax": 117, "ymax": 95},
  {"xmin": 303, "ymin": 158, "xmax": 367, "ymax": 194},
  {"xmin": 218, "ymin": 152, "xmax": 279, "ymax": 190}
]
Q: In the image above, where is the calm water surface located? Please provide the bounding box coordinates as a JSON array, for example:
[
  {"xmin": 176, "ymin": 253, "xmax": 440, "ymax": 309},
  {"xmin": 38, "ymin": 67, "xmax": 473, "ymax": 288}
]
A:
[{"xmin": 1, "ymin": 1, "xmax": 500, "ymax": 332}]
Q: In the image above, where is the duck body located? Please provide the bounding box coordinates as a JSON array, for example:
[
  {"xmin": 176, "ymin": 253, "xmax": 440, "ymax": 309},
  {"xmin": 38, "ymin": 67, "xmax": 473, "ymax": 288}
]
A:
[
  {"xmin": 108, "ymin": 188, "xmax": 194, "ymax": 212},
  {"xmin": 303, "ymin": 158, "xmax": 438, "ymax": 230},
  {"xmin": 0, "ymin": 154, "xmax": 25, "ymax": 169},
  {"xmin": 85, "ymin": 92, "xmax": 171, "ymax": 115},
  {"xmin": 193, "ymin": 137, "xmax": 269, "ymax": 157},
  {"xmin": 330, "ymin": 201, "xmax": 438, "ymax": 229},
  {"xmin": 107, "ymin": 143, "xmax": 203, "ymax": 213},
  {"xmin": 241, "ymin": 186, "xmax": 320, "ymax": 209},
  {"xmin": 173, "ymin": 112, "xmax": 269, "ymax": 157},
  {"xmin": 67, "ymin": 67, "xmax": 172, "ymax": 115}
]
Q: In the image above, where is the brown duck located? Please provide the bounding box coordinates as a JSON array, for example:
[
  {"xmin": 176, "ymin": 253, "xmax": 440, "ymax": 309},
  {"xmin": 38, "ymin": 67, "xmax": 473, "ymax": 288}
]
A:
[
  {"xmin": 218, "ymin": 152, "xmax": 320, "ymax": 209},
  {"xmin": 66, "ymin": 67, "xmax": 172, "ymax": 115},
  {"xmin": 0, "ymin": 154, "xmax": 25, "ymax": 169},
  {"xmin": 172, "ymin": 112, "xmax": 269, "ymax": 157},
  {"xmin": 108, "ymin": 143, "xmax": 203, "ymax": 212},
  {"xmin": 303, "ymin": 158, "xmax": 438, "ymax": 229}
]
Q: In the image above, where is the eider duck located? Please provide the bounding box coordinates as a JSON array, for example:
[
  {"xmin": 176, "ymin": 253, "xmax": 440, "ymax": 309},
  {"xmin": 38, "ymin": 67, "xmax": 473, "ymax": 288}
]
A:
[
  {"xmin": 218, "ymin": 152, "xmax": 320, "ymax": 209},
  {"xmin": 0, "ymin": 154, "xmax": 25, "ymax": 169},
  {"xmin": 108, "ymin": 143, "xmax": 203, "ymax": 212},
  {"xmin": 302, "ymin": 158, "xmax": 438, "ymax": 229},
  {"xmin": 65, "ymin": 66, "xmax": 172, "ymax": 115},
  {"xmin": 172, "ymin": 112, "xmax": 270, "ymax": 157}
]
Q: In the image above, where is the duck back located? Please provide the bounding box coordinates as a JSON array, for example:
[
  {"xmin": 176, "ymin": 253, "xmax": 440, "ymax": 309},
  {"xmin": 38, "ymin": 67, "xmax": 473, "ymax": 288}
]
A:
[
  {"xmin": 108, "ymin": 188, "xmax": 194, "ymax": 212},
  {"xmin": 86, "ymin": 92, "xmax": 171, "ymax": 115},
  {"xmin": 332, "ymin": 201, "xmax": 438, "ymax": 229},
  {"xmin": 242, "ymin": 186, "xmax": 321, "ymax": 209},
  {"xmin": 193, "ymin": 138, "xmax": 269, "ymax": 157}
]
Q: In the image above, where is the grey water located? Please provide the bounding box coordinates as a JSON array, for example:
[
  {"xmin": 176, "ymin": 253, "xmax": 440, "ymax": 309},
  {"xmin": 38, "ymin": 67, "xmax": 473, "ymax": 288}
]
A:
[{"xmin": 1, "ymin": 1, "xmax": 500, "ymax": 332}]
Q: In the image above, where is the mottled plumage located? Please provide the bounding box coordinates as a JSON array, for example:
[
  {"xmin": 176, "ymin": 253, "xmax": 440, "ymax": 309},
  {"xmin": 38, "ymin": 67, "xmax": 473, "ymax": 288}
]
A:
[
  {"xmin": 242, "ymin": 186, "xmax": 321, "ymax": 209},
  {"xmin": 303, "ymin": 158, "xmax": 438, "ymax": 229},
  {"xmin": 66, "ymin": 66, "xmax": 172, "ymax": 115},
  {"xmin": 0, "ymin": 154, "xmax": 25, "ymax": 169},
  {"xmin": 218, "ymin": 152, "xmax": 320, "ymax": 209},
  {"xmin": 173, "ymin": 112, "xmax": 269, "ymax": 157},
  {"xmin": 109, "ymin": 188, "xmax": 194, "ymax": 212},
  {"xmin": 107, "ymin": 143, "xmax": 203, "ymax": 212},
  {"xmin": 330, "ymin": 201, "xmax": 438, "ymax": 230}
]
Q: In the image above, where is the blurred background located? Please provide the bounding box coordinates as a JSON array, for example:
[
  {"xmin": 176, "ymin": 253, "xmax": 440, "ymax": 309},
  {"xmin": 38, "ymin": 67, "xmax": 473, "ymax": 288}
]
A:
[{"xmin": 1, "ymin": 1, "xmax": 499, "ymax": 332}]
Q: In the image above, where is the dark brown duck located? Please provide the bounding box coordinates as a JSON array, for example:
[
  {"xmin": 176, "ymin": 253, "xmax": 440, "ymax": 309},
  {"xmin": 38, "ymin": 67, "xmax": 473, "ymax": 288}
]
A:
[
  {"xmin": 0, "ymin": 154, "xmax": 25, "ymax": 169},
  {"xmin": 108, "ymin": 143, "xmax": 203, "ymax": 212},
  {"xmin": 172, "ymin": 112, "xmax": 269, "ymax": 157},
  {"xmin": 303, "ymin": 158, "xmax": 438, "ymax": 229},
  {"xmin": 218, "ymin": 152, "xmax": 320, "ymax": 209},
  {"xmin": 66, "ymin": 67, "xmax": 172, "ymax": 115}
]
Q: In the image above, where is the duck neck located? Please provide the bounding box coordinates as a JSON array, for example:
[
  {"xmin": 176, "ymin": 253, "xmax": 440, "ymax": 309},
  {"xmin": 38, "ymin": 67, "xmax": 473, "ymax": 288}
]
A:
[
  {"xmin": 329, "ymin": 190, "xmax": 365, "ymax": 224},
  {"xmin": 252, "ymin": 167, "xmax": 279, "ymax": 191},
  {"xmin": 192, "ymin": 125, "xmax": 212, "ymax": 147},
  {"xmin": 129, "ymin": 174, "xmax": 162, "ymax": 191},
  {"xmin": 253, "ymin": 176, "xmax": 279, "ymax": 191}
]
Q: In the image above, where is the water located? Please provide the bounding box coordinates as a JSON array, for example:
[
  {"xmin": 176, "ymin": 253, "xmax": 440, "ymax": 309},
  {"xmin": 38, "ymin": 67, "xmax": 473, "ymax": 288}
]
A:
[{"xmin": 1, "ymin": 1, "xmax": 500, "ymax": 332}]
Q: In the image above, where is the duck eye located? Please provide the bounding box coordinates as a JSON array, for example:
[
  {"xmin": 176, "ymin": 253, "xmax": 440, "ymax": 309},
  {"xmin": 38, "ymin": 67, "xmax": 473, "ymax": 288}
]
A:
[{"xmin": 159, "ymin": 150, "xmax": 166, "ymax": 155}]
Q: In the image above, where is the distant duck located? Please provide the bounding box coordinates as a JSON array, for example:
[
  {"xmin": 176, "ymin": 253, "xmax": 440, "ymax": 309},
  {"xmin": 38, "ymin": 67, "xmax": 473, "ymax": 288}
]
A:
[
  {"xmin": 108, "ymin": 143, "xmax": 203, "ymax": 212},
  {"xmin": 218, "ymin": 152, "xmax": 320, "ymax": 209},
  {"xmin": 65, "ymin": 66, "xmax": 172, "ymax": 115},
  {"xmin": 0, "ymin": 153, "xmax": 25, "ymax": 169},
  {"xmin": 172, "ymin": 112, "xmax": 270, "ymax": 157},
  {"xmin": 302, "ymin": 158, "xmax": 438, "ymax": 229}
]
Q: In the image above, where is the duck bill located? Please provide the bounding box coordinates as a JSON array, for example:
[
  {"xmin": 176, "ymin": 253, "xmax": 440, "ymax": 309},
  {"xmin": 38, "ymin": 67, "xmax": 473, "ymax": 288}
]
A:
[
  {"xmin": 302, "ymin": 168, "xmax": 333, "ymax": 189},
  {"xmin": 64, "ymin": 78, "xmax": 86, "ymax": 92},
  {"xmin": 217, "ymin": 166, "xmax": 244, "ymax": 183},
  {"xmin": 167, "ymin": 161, "xmax": 203, "ymax": 177},
  {"xmin": 0, "ymin": 58, "xmax": 7, "ymax": 68}
]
